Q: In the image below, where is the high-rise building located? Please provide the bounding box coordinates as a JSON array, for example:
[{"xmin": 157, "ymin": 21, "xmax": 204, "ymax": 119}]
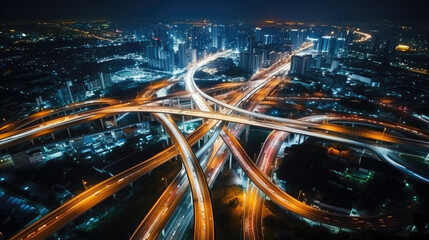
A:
[
  {"xmin": 69, "ymin": 82, "xmax": 86, "ymax": 102},
  {"xmin": 35, "ymin": 96, "xmax": 43, "ymax": 107},
  {"xmin": 239, "ymin": 52, "xmax": 262, "ymax": 73},
  {"xmin": 178, "ymin": 44, "xmax": 187, "ymax": 69},
  {"xmin": 134, "ymin": 30, "xmax": 141, "ymax": 42},
  {"xmin": 315, "ymin": 55, "xmax": 323, "ymax": 69},
  {"xmin": 330, "ymin": 59, "xmax": 340, "ymax": 71},
  {"xmin": 147, "ymin": 40, "xmax": 175, "ymax": 72},
  {"xmin": 290, "ymin": 29, "xmax": 306, "ymax": 51},
  {"xmin": 320, "ymin": 36, "xmax": 333, "ymax": 53},
  {"xmin": 249, "ymin": 54, "xmax": 262, "ymax": 72},
  {"xmin": 177, "ymin": 44, "xmax": 197, "ymax": 69},
  {"xmin": 57, "ymin": 87, "xmax": 71, "ymax": 105},
  {"xmin": 290, "ymin": 29, "xmax": 299, "ymax": 51},
  {"xmin": 290, "ymin": 54, "xmax": 312, "ymax": 75},
  {"xmin": 212, "ymin": 25, "xmax": 218, "ymax": 48},
  {"xmin": 239, "ymin": 52, "xmax": 248, "ymax": 70},
  {"xmin": 333, "ymin": 38, "xmax": 346, "ymax": 55},
  {"xmin": 264, "ymin": 34, "xmax": 275, "ymax": 45},
  {"xmin": 88, "ymin": 72, "xmax": 112, "ymax": 91},
  {"xmin": 224, "ymin": 25, "xmax": 237, "ymax": 49},
  {"xmin": 255, "ymin": 27, "xmax": 262, "ymax": 42},
  {"xmin": 237, "ymin": 32, "xmax": 247, "ymax": 53},
  {"xmin": 186, "ymin": 48, "xmax": 197, "ymax": 65},
  {"xmin": 152, "ymin": 37, "xmax": 162, "ymax": 47},
  {"xmin": 190, "ymin": 27, "xmax": 198, "ymax": 49},
  {"xmin": 299, "ymin": 29, "xmax": 306, "ymax": 46},
  {"xmin": 247, "ymin": 35, "xmax": 255, "ymax": 54}
]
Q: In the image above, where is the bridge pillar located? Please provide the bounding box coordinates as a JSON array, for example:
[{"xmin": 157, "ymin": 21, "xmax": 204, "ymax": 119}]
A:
[
  {"xmin": 214, "ymin": 104, "xmax": 217, "ymax": 112},
  {"xmin": 177, "ymin": 97, "xmax": 181, "ymax": 107},
  {"xmin": 182, "ymin": 115, "xmax": 185, "ymax": 128},
  {"xmin": 190, "ymin": 99, "xmax": 194, "ymax": 109},
  {"xmin": 100, "ymin": 118, "xmax": 105, "ymax": 129},
  {"xmin": 229, "ymin": 153, "xmax": 232, "ymax": 169},
  {"xmin": 51, "ymin": 132, "xmax": 55, "ymax": 141},
  {"xmin": 245, "ymin": 125, "xmax": 250, "ymax": 143},
  {"xmin": 113, "ymin": 193, "xmax": 117, "ymax": 200},
  {"xmin": 137, "ymin": 112, "xmax": 141, "ymax": 122},
  {"xmin": 113, "ymin": 115, "xmax": 118, "ymax": 126},
  {"xmin": 204, "ymin": 131, "xmax": 208, "ymax": 143},
  {"xmin": 66, "ymin": 128, "xmax": 71, "ymax": 138},
  {"xmin": 169, "ymin": 98, "xmax": 172, "ymax": 107},
  {"xmin": 359, "ymin": 148, "xmax": 366, "ymax": 164},
  {"xmin": 30, "ymin": 139, "xmax": 35, "ymax": 146}
]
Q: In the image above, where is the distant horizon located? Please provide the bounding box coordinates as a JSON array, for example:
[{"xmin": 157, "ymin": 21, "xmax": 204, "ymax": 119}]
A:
[
  {"xmin": 0, "ymin": 17, "xmax": 426, "ymax": 28},
  {"xmin": 1, "ymin": 0, "xmax": 428, "ymax": 26}
]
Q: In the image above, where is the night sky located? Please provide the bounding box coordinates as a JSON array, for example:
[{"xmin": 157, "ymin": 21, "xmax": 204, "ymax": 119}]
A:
[{"xmin": 1, "ymin": 0, "xmax": 428, "ymax": 25}]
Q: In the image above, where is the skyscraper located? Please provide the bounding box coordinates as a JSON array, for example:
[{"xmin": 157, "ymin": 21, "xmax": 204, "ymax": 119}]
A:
[
  {"xmin": 255, "ymin": 27, "xmax": 262, "ymax": 42},
  {"xmin": 212, "ymin": 25, "xmax": 218, "ymax": 48},
  {"xmin": 237, "ymin": 32, "xmax": 247, "ymax": 53},
  {"xmin": 247, "ymin": 35, "xmax": 255, "ymax": 54},
  {"xmin": 290, "ymin": 29, "xmax": 300, "ymax": 51},
  {"xmin": 320, "ymin": 36, "xmax": 333, "ymax": 53},
  {"xmin": 333, "ymin": 38, "xmax": 346, "ymax": 55},
  {"xmin": 291, "ymin": 29, "xmax": 307, "ymax": 51},
  {"xmin": 290, "ymin": 54, "xmax": 312, "ymax": 75},
  {"xmin": 190, "ymin": 27, "xmax": 197, "ymax": 49},
  {"xmin": 178, "ymin": 43, "xmax": 187, "ymax": 69}
]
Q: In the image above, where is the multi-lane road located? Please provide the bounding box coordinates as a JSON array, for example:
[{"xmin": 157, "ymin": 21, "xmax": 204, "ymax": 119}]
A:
[
  {"xmin": 220, "ymin": 126, "xmax": 418, "ymax": 229},
  {"xmin": 243, "ymin": 130, "xmax": 289, "ymax": 240},
  {"xmin": 4, "ymin": 36, "xmax": 428, "ymax": 240}
]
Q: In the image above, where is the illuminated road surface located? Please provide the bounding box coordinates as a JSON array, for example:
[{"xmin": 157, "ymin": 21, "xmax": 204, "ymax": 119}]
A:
[
  {"xmin": 8, "ymin": 112, "xmax": 222, "ymax": 240},
  {"xmin": 154, "ymin": 113, "xmax": 214, "ymax": 240},
  {"xmin": 6, "ymin": 34, "xmax": 427, "ymax": 239},
  {"xmin": 243, "ymin": 130, "xmax": 289, "ymax": 240},
  {"xmin": 220, "ymin": 126, "xmax": 417, "ymax": 229}
]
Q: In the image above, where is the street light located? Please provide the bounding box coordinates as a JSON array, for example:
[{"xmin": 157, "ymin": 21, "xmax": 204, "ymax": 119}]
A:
[
  {"xmin": 298, "ymin": 190, "xmax": 305, "ymax": 201},
  {"xmin": 161, "ymin": 177, "xmax": 168, "ymax": 187}
]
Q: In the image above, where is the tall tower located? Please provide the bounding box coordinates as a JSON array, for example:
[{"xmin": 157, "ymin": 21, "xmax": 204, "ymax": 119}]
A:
[
  {"xmin": 247, "ymin": 35, "xmax": 255, "ymax": 54},
  {"xmin": 290, "ymin": 29, "xmax": 299, "ymax": 51},
  {"xmin": 178, "ymin": 44, "xmax": 187, "ymax": 69},
  {"xmin": 212, "ymin": 25, "xmax": 218, "ymax": 48}
]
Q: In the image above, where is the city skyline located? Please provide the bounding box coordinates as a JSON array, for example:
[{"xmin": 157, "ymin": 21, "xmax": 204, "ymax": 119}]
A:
[
  {"xmin": 1, "ymin": 0, "xmax": 429, "ymax": 25},
  {"xmin": 0, "ymin": 2, "xmax": 428, "ymax": 240}
]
